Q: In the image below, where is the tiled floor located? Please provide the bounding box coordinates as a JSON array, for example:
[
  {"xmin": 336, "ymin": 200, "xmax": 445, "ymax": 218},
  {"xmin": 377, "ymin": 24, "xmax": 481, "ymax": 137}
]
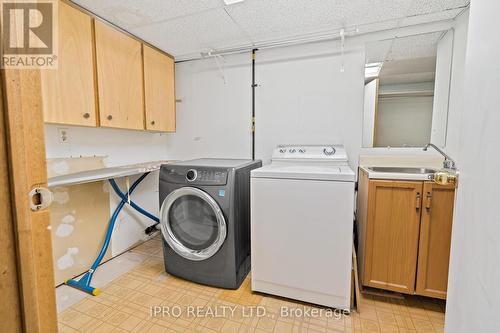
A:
[{"xmin": 57, "ymin": 236, "xmax": 446, "ymax": 332}]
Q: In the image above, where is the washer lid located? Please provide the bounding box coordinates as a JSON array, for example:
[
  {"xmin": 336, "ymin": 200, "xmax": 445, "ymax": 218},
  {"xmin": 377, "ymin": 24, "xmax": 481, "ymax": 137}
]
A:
[{"xmin": 251, "ymin": 164, "xmax": 355, "ymax": 182}]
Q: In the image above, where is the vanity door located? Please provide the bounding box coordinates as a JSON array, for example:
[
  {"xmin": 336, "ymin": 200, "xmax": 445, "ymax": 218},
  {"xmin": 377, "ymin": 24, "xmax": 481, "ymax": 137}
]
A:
[
  {"xmin": 363, "ymin": 180, "xmax": 423, "ymax": 294},
  {"xmin": 416, "ymin": 182, "xmax": 455, "ymax": 299}
]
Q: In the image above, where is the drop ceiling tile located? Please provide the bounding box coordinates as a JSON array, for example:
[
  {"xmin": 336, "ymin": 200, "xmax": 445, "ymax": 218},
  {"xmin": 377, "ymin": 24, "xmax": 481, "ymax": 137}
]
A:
[
  {"xmin": 338, "ymin": 0, "xmax": 415, "ymax": 27},
  {"xmin": 72, "ymin": 0, "xmax": 223, "ymax": 29},
  {"xmin": 70, "ymin": 0, "xmax": 469, "ymax": 60},
  {"xmin": 365, "ymin": 39, "xmax": 393, "ymax": 63},
  {"xmin": 131, "ymin": 8, "xmax": 251, "ymax": 57},
  {"xmin": 406, "ymin": 0, "xmax": 469, "ymax": 16},
  {"xmin": 225, "ymin": 0, "xmax": 414, "ymax": 42},
  {"xmin": 380, "ymin": 57, "xmax": 436, "ymax": 76},
  {"xmin": 400, "ymin": 7, "xmax": 463, "ymax": 26},
  {"xmin": 386, "ymin": 31, "xmax": 442, "ymax": 61}
]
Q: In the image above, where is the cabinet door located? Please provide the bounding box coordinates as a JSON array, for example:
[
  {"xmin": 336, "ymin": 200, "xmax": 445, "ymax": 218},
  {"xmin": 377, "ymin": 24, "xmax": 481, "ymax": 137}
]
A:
[
  {"xmin": 41, "ymin": 2, "xmax": 97, "ymax": 126},
  {"xmin": 143, "ymin": 45, "xmax": 176, "ymax": 132},
  {"xmin": 94, "ymin": 21, "xmax": 144, "ymax": 130},
  {"xmin": 363, "ymin": 180, "xmax": 423, "ymax": 294},
  {"xmin": 416, "ymin": 182, "xmax": 455, "ymax": 299}
]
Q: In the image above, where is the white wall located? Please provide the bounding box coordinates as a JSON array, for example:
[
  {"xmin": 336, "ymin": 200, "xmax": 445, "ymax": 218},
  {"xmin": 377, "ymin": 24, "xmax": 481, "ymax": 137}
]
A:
[
  {"xmin": 444, "ymin": 10, "xmax": 469, "ymax": 160},
  {"xmin": 165, "ymin": 53, "xmax": 252, "ymax": 161},
  {"xmin": 376, "ymin": 95, "xmax": 433, "ymax": 147},
  {"xmin": 362, "ymin": 79, "xmax": 378, "ymax": 147},
  {"xmin": 44, "ymin": 124, "xmax": 168, "ymax": 167},
  {"xmin": 430, "ymin": 29, "xmax": 453, "ymax": 147},
  {"xmin": 167, "ymin": 40, "xmax": 365, "ymax": 168},
  {"xmin": 255, "ymin": 43, "xmax": 365, "ymax": 167},
  {"xmin": 445, "ymin": 2, "xmax": 500, "ymax": 332},
  {"xmin": 379, "ymin": 81, "xmax": 434, "ymax": 94}
]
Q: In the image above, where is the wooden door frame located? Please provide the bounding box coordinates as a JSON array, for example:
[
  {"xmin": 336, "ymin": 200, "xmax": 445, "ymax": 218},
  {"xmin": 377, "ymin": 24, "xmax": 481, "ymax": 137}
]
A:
[
  {"xmin": 1, "ymin": 68, "xmax": 58, "ymax": 331},
  {"xmin": 0, "ymin": 68, "xmax": 23, "ymax": 333},
  {"xmin": 372, "ymin": 78, "xmax": 380, "ymax": 147}
]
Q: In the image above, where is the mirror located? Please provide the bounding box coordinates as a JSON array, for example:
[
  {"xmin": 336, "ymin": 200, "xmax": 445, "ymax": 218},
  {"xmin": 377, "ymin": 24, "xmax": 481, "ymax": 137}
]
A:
[{"xmin": 362, "ymin": 30, "xmax": 454, "ymax": 148}]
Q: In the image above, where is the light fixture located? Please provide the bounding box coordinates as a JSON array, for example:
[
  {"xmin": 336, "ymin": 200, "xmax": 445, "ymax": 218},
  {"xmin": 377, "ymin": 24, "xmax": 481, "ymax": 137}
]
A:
[
  {"xmin": 223, "ymin": 0, "xmax": 244, "ymax": 5},
  {"xmin": 365, "ymin": 62, "xmax": 383, "ymax": 79}
]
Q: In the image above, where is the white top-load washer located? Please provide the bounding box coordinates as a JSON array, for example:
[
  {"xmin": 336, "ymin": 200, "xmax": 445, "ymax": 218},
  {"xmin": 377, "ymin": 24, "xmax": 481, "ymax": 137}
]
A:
[{"xmin": 250, "ymin": 144, "xmax": 355, "ymax": 310}]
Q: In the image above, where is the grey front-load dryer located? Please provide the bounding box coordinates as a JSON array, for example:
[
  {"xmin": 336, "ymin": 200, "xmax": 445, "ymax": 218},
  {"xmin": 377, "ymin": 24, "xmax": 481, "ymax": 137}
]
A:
[{"xmin": 159, "ymin": 158, "xmax": 262, "ymax": 289}]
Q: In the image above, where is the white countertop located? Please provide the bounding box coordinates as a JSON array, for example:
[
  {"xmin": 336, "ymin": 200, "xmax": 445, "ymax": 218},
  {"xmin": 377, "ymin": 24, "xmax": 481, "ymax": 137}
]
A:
[{"xmin": 360, "ymin": 166, "xmax": 435, "ymax": 181}]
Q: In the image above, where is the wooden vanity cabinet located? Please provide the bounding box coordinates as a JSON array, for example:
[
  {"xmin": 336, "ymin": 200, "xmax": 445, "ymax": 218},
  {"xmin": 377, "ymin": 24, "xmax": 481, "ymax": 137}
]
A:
[
  {"xmin": 41, "ymin": 2, "xmax": 97, "ymax": 126},
  {"xmin": 357, "ymin": 168, "xmax": 455, "ymax": 299}
]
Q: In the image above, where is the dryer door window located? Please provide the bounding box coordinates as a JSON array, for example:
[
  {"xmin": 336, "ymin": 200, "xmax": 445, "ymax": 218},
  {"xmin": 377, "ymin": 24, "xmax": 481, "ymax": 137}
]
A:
[{"xmin": 160, "ymin": 187, "xmax": 227, "ymax": 261}]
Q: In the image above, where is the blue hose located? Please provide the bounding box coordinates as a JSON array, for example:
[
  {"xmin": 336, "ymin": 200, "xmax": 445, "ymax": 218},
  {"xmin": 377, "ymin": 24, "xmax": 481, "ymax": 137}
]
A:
[
  {"xmin": 65, "ymin": 172, "xmax": 158, "ymax": 295},
  {"xmin": 108, "ymin": 178, "xmax": 159, "ymax": 223}
]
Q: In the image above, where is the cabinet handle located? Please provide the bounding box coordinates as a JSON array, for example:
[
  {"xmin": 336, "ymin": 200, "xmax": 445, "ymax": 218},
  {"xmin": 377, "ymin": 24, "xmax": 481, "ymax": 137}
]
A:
[
  {"xmin": 83, "ymin": 112, "xmax": 90, "ymax": 119},
  {"xmin": 416, "ymin": 192, "xmax": 421, "ymax": 209},
  {"xmin": 107, "ymin": 115, "xmax": 113, "ymax": 121},
  {"xmin": 426, "ymin": 192, "xmax": 432, "ymax": 210},
  {"xmin": 150, "ymin": 120, "xmax": 155, "ymax": 126}
]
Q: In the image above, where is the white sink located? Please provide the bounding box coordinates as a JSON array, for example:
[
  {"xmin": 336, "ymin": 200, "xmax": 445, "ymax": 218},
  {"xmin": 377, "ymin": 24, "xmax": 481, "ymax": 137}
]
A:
[
  {"xmin": 361, "ymin": 166, "xmax": 437, "ymax": 181},
  {"xmin": 367, "ymin": 167, "xmax": 437, "ymax": 174}
]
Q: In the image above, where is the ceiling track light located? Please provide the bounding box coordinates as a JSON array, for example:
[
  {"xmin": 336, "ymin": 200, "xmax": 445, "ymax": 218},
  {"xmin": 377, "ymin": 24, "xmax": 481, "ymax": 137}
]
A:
[
  {"xmin": 365, "ymin": 62, "xmax": 384, "ymax": 79},
  {"xmin": 223, "ymin": 0, "xmax": 245, "ymax": 5}
]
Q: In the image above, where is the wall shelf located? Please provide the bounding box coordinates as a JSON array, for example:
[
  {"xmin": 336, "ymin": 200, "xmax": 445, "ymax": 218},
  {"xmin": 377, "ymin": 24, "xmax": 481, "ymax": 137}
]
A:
[
  {"xmin": 378, "ymin": 90, "xmax": 434, "ymax": 98},
  {"xmin": 47, "ymin": 160, "xmax": 170, "ymax": 188}
]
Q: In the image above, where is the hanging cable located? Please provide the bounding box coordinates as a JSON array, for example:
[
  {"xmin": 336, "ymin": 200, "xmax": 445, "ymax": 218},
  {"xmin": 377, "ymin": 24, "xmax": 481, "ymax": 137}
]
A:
[
  {"xmin": 109, "ymin": 178, "xmax": 159, "ymax": 225},
  {"xmin": 252, "ymin": 48, "xmax": 258, "ymax": 160}
]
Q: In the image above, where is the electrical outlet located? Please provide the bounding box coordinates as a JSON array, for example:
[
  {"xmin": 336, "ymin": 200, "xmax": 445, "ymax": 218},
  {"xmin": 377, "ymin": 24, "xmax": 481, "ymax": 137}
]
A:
[{"xmin": 58, "ymin": 128, "xmax": 70, "ymax": 143}]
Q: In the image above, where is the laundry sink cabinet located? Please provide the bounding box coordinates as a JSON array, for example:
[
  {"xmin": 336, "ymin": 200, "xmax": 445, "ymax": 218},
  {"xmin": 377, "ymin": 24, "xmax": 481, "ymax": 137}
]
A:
[{"xmin": 356, "ymin": 168, "xmax": 456, "ymax": 299}]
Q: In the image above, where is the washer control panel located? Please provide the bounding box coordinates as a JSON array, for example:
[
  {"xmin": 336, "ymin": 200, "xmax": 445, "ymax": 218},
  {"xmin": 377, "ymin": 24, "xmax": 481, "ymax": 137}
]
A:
[{"xmin": 271, "ymin": 144, "xmax": 348, "ymax": 163}]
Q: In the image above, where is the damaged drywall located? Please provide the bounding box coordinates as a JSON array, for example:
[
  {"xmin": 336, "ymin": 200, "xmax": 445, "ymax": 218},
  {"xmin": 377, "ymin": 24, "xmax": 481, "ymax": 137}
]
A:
[
  {"xmin": 47, "ymin": 156, "xmax": 105, "ymax": 178},
  {"xmin": 49, "ymin": 182, "xmax": 111, "ymax": 285}
]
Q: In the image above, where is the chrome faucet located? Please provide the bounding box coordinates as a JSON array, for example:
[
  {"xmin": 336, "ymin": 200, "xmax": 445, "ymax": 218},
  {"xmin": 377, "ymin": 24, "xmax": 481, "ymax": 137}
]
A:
[{"xmin": 423, "ymin": 143, "xmax": 456, "ymax": 170}]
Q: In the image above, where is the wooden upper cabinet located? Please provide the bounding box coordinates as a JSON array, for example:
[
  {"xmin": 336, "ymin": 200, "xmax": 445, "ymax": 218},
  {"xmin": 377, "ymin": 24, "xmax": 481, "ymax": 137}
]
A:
[
  {"xmin": 363, "ymin": 180, "xmax": 423, "ymax": 294},
  {"xmin": 416, "ymin": 182, "xmax": 455, "ymax": 299},
  {"xmin": 143, "ymin": 45, "xmax": 176, "ymax": 132},
  {"xmin": 41, "ymin": 2, "xmax": 97, "ymax": 126},
  {"xmin": 94, "ymin": 21, "xmax": 144, "ymax": 130}
]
